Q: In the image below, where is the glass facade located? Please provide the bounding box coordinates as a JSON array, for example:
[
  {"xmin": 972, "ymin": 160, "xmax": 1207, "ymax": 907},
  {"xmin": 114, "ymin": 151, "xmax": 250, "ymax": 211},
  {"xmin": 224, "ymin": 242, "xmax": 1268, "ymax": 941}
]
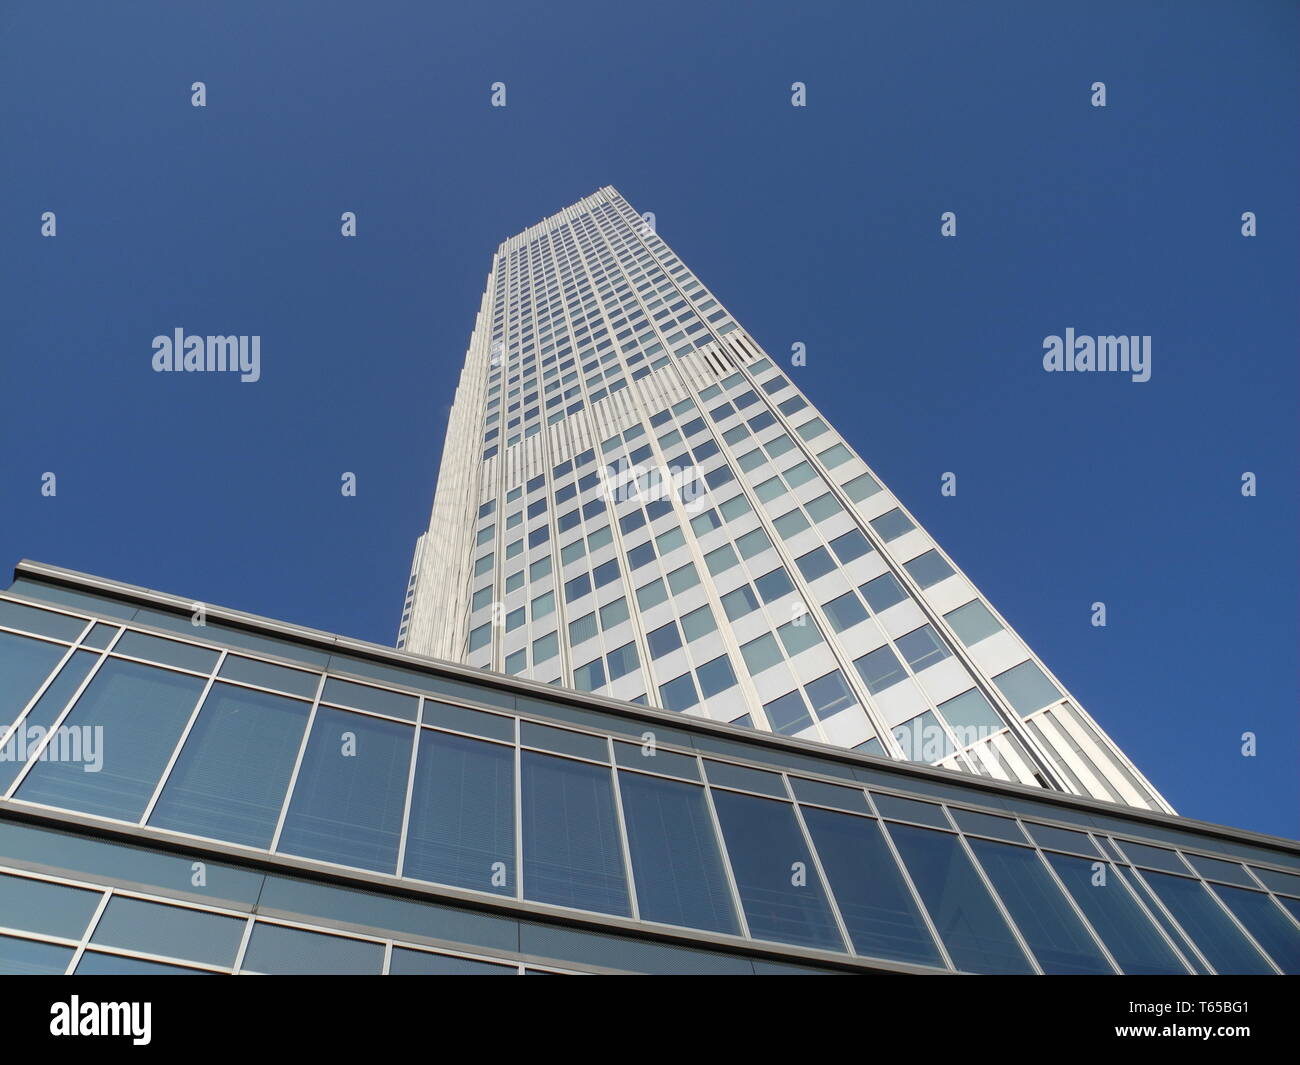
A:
[
  {"xmin": 400, "ymin": 185, "xmax": 1171, "ymax": 815},
  {"xmin": 2, "ymin": 569, "xmax": 1297, "ymax": 974}
]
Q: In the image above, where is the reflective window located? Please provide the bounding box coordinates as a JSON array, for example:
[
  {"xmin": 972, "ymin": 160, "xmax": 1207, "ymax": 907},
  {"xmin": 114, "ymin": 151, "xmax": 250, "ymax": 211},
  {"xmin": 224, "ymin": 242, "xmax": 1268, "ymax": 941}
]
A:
[
  {"xmin": 0, "ymin": 871, "xmax": 100, "ymax": 938},
  {"xmin": 149, "ymin": 683, "xmax": 310, "ymax": 847},
  {"xmin": 1045, "ymin": 854, "xmax": 1187, "ymax": 975},
  {"xmin": 90, "ymin": 897, "xmax": 245, "ymax": 967},
  {"xmin": 277, "ymin": 707, "xmax": 412, "ymax": 873},
  {"xmin": 0, "ymin": 649, "xmax": 99, "ymax": 793},
  {"xmin": 943, "ymin": 600, "xmax": 1003, "ymax": 646},
  {"xmin": 887, "ymin": 823, "xmax": 1033, "ymax": 973},
  {"xmin": 17, "ymin": 658, "xmax": 207, "ymax": 822},
  {"xmin": 618, "ymin": 772, "xmax": 738, "ymax": 934},
  {"xmin": 1207, "ymin": 884, "xmax": 1300, "ymax": 974},
  {"xmin": 800, "ymin": 807, "xmax": 944, "ymax": 967},
  {"xmin": 992, "ymin": 661, "xmax": 1061, "ymax": 716},
  {"xmin": 242, "ymin": 922, "xmax": 384, "ymax": 975},
  {"xmin": 0, "ymin": 934, "xmax": 72, "ymax": 975},
  {"xmin": 967, "ymin": 838, "xmax": 1113, "ymax": 974},
  {"xmin": 854, "ymin": 645, "xmax": 907, "ymax": 694},
  {"xmin": 709, "ymin": 789, "xmax": 843, "ymax": 951},
  {"xmin": 403, "ymin": 730, "xmax": 514, "ymax": 896},
  {"xmin": 389, "ymin": 948, "xmax": 514, "ymax": 975},
  {"xmin": 521, "ymin": 751, "xmax": 629, "ymax": 916},
  {"xmin": 1140, "ymin": 871, "xmax": 1274, "ymax": 974},
  {"xmin": 0, "ymin": 629, "xmax": 67, "ymax": 730},
  {"xmin": 903, "ymin": 550, "xmax": 954, "ymax": 589},
  {"xmin": 860, "ymin": 572, "xmax": 907, "ymax": 613}
]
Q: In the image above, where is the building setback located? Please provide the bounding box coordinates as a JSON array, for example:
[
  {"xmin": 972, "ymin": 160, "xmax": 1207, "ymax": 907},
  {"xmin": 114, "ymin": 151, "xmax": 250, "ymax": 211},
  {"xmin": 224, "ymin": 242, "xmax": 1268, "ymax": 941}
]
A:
[
  {"xmin": 1, "ymin": 561, "xmax": 1298, "ymax": 974},
  {"xmin": 401, "ymin": 187, "xmax": 1166, "ymax": 812}
]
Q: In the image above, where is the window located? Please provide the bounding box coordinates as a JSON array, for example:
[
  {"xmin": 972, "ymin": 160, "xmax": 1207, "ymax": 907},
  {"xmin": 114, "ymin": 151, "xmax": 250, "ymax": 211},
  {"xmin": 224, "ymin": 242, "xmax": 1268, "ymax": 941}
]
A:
[
  {"xmin": 763, "ymin": 690, "xmax": 814, "ymax": 735},
  {"xmin": 795, "ymin": 546, "xmax": 836, "ymax": 582},
  {"xmin": 149, "ymin": 685, "xmax": 310, "ymax": 848},
  {"xmin": 616, "ymin": 773, "xmax": 738, "ymax": 934},
  {"xmin": 904, "ymin": 550, "xmax": 954, "ymax": 589},
  {"xmin": 521, "ymin": 751, "xmax": 629, "ymax": 916},
  {"xmin": 16, "ymin": 659, "xmax": 207, "ymax": 823},
  {"xmin": 735, "ymin": 528, "xmax": 771, "ymax": 559},
  {"xmin": 753, "ymin": 566, "xmax": 794, "ymax": 603},
  {"xmin": 403, "ymin": 731, "xmax": 514, "ymax": 895},
  {"xmin": 754, "ymin": 477, "xmax": 785, "ymax": 503},
  {"xmin": 936, "ymin": 689, "xmax": 1004, "ymax": 745},
  {"xmin": 804, "ymin": 670, "xmax": 857, "ymax": 718},
  {"xmin": 606, "ymin": 642, "xmax": 640, "ymax": 681},
  {"xmin": 829, "ymin": 529, "xmax": 872, "ymax": 564},
  {"xmin": 599, "ymin": 597, "xmax": 630, "ymax": 629},
  {"xmin": 896, "ymin": 625, "xmax": 952, "ymax": 672},
  {"xmin": 968, "ymin": 839, "xmax": 1114, "ymax": 974},
  {"xmin": 276, "ymin": 708, "xmax": 411, "ymax": 873},
  {"xmin": 704, "ymin": 543, "xmax": 738, "ymax": 576},
  {"xmin": 636, "ymin": 579, "xmax": 667, "ymax": 610},
  {"xmin": 823, "ymin": 591, "xmax": 868, "ymax": 632},
  {"xmin": 531, "ymin": 590, "xmax": 555, "ymax": 620},
  {"xmin": 842, "ymin": 472, "xmax": 880, "ymax": 502},
  {"xmin": 721, "ymin": 584, "xmax": 760, "ymax": 620},
  {"xmin": 887, "ymin": 823, "xmax": 1033, "ymax": 973},
  {"xmin": 658, "ymin": 672, "xmax": 700, "ymax": 712},
  {"xmin": 709, "ymin": 790, "xmax": 842, "ymax": 950},
  {"xmin": 860, "ymin": 572, "xmax": 907, "ymax": 613},
  {"xmin": 818, "ymin": 443, "xmax": 853, "ymax": 468},
  {"xmin": 666, "ymin": 563, "xmax": 700, "ymax": 594},
  {"xmin": 647, "ymin": 621, "xmax": 683, "ymax": 659},
  {"xmin": 944, "ymin": 600, "xmax": 1003, "ymax": 646},
  {"xmin": 740, "ymin": 633, "xmax": 783, "ymax": 674},
  {"xmin": 573, "ymin": 658, "xmax": 606, "ymax": 692},
  {"xmin": 469, "ymin": 623, "xmax": 491, "ymax": 652},
  {"xmin": 992, "ymin": 661, "xmax": 1061, "ymax": 716},
  {"xmin": 799, "ymin": 808, "xmax": 944, "ymax": 966},
  {"xmin": 680, "ymin": 604, "xmax": 716, "ymax": 642},
  {"xmin": 696, "ymin": 654, "xmax": 737, "ymax": 697},
  {"xmin": 472, "ymin": 586, "xmax": 493, "ymax": 611},
  {"xmin": 564, "ymin": 573, "xmax": 592, "ymax": 602},
  {"xmin": 719, "ymin": 495, "xmax": 752, "ymax": 520},
  {"xmin": 773, "ymin": 509, "xmax": 810, "ymax": 538},
  {"xmin": 592, "ymin": 558, "xmax": 621, "ymax": 589},
  {"xmin": 870, "ymin": 509, "xmax": 915, "ymax": 541},
  {"xmin": 532, "ymin": 631, "xmax": 558, "ymax": 663},
  {"xmin": 777, "ymin": 617, "xmax": 823, "ymax": 657},
  {"xmin": 568, "ymin": 612, "xmax": 598, "ymax": 645},
  {"xmin": 853, "ymin": 645, "xmax": 907, "ymax": 694}
]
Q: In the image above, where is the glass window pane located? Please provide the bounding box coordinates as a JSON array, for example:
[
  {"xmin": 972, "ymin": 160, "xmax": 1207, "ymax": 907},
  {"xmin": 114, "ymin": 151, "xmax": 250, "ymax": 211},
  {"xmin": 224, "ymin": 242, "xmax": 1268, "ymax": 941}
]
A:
[
  {"xmin": 16, "ymin": 658, "xmax": 207, "ymax": 822},
  {"xmin": 853, "ymin": 645, "xmax": 907, "ymax": 694},
  {"xmin": 389, "ymin": 948, "xmax": 514, "ymax": 975},
  {"xmin": 1044, "ymin": 853, "xmax": 1187, "ymax": 974},
  {"xmin": 992, "ymin": 661, "xmax": 1061, "ymax": 716},
  {"xmin": 403, "ymin": 730, "xmax": 514, "ymax": 896},
  {"xmin": 521, "ymin": 751, "xmax": 629, "ymax": 916},
  {"xmin": 76, "ymin": 951, "xmax": 211, "ymax": 975},
  {"xmin": 0, "ymin": 629, "xmax": 68, "ymax": 731},
  {"xmin": 618, "ymin": 772, "xmax": 739, "ymax": 934},
  {"xmin": 1141, "ymin": 871, "xmax": 1274, "ymax": 974},
  {"xmin": 0, "ymin": 649, "xmax": 99, "ymax": 794},
  {"xmin": 903, "ymin": 550, "xmax": 954, "ymax": 589},
  {"xmin": 148, "ymin": 683, "xmax": 310, "ymax": 847},
  {"xmin": 887, "ymin": 823, "xmax": 1034, "ymax": 974},
  {"xmin": 0, "ymin": 934, "xmax": 73, "ymax": 975},
  {"xmin": 276, "ymin": 707, "xmax": 412, "ymax": 873},
  {"xmin": 241, "ymin": 921, "xmax": 383, "ymax": 974},
  {"xmin": 709, "ymin": 789, "xmax": 843, "ymax": 951},
  {"xmin": 1208, "ymin": 884, "xmax": 1300, "ymax": 974},
  {"xmin": 895, "ymin": 625, "xmax": 952, "ymax": 672},
  {"xmin": 943, "ymin": 600, "xmax": 1003, "ymax": 646},
  {"xmin": 967, "ymin": 838, "xmax": 1113, "ymax": 974},
  {"xmin": 860, "ymin": 572, "xmax": 907, "ymax": 613},
  {"xmin": 112, "ymin": 631, "xmax": 220, "ymax": 673},
  {"xmin": 90, "ymin": 897, "xmax": 245, "ymax": 966},
  {"xmin": 0, "ymin": 872, "xmax": 100, "ymax": 938},
  {"xmin": 0, "ymin": 601, "xmax": 87, "ymax": 641},
  {"xmin": 800, "ymin": 806, "xmax": 944, "ymax": 967}
]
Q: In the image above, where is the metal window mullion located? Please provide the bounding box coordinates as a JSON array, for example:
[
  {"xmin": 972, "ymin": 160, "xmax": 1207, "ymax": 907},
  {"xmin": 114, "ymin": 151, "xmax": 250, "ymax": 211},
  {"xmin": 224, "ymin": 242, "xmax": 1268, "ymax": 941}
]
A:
[
  {"xmin": 783, "ymin": 774, "xmax": 852, "ymax": 955},
  {"xmin": 699, "ymin": 756, "xmax": 751, "ymax": 939},
  {"xmin": 393, "ymin": 700, "xmax": 424, "ymax": 877},
  {"xmin": 607, "ymin": 738, "xmax": 640, "ymax": 921},
  {"xmin": 139, "ymin": 649, "xmax": 228, "ymax": 825},
  {"xmin": 4, "ymin": 626, "xmax": 127, "ymax": 798},
  {"xmin": 268, "ymin": 671, "xmax": 327, "ymax": 852}
]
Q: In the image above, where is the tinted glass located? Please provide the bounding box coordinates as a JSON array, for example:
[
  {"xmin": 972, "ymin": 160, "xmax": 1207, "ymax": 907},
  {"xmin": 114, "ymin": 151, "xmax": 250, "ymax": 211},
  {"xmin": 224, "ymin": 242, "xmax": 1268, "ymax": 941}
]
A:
[
  {"xmin": 403, "ymin": 730, "xmax": 514, "ymax": 895},
  {"xmin": 709, "ymin": 789, "xmax": 843, "ymax": 951},
  {"xmin": 618, "ymin": 772, "xmax": 738, "ymax": 934},
  {"xmin": 276, "ymin": 707, "xmax": 412, "ymax": 873},
  {"xmin": 149, "ymin": 683, "xmax": 311, "ymax": 847},
  {"xmin": 521, "ymin": 751, "xmax": 629, "ymax": 916}
]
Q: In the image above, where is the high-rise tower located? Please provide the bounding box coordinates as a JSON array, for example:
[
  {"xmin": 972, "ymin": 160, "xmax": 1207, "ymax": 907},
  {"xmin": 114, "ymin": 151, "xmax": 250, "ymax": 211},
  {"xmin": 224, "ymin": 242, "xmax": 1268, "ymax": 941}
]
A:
[{"xmin": 401, "ymin": 186, "xmax": 1168, "ymax": 812}]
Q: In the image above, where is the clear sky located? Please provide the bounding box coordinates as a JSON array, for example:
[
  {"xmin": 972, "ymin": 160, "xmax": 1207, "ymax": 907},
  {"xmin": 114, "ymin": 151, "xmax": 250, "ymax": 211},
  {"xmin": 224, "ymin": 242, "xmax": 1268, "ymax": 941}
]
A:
[{"xmin": 1, "ymin": 1, "xmax": 1295, "ymax": 838}]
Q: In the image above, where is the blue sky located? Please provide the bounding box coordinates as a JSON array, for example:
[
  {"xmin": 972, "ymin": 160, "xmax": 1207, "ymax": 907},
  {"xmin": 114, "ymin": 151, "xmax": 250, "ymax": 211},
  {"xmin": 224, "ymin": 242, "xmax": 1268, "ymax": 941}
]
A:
[{"xmin": 1, "ymin": 1, "xmax": 1295, "ymax": 837}]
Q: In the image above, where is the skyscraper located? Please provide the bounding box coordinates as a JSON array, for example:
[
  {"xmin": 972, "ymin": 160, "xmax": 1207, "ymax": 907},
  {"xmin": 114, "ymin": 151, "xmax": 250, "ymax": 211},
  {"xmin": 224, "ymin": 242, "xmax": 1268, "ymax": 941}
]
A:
[{"xmin": 402, "ymin": 187, "xmax": 1169, "ymax": 812}]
